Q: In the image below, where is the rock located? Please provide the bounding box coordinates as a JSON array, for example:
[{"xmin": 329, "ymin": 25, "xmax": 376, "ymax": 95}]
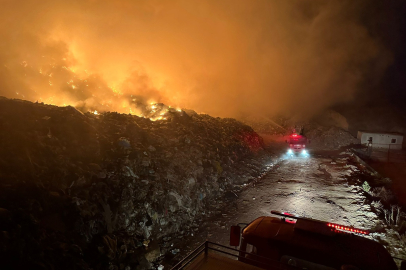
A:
[
  {"xmin": 145, "ymin": 241, "xmax": 161, "ymax": 262},
  {"xmin": 99, "ymin": 235, "xmax": 117, "ymax": 260},
  {"xmin": 118, "ymin": 138, "xmax": 131, "ymax": 149},
  {"xmin": 143, "ymin": 240, "xmax": 150, "ymax": 247}
]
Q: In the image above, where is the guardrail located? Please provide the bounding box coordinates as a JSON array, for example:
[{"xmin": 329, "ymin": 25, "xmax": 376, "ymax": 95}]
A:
[
  {"xmin": 170, "ymin": 241, "xmax": 283, "ymax": 270},
  {"xmin": 170, "ymin": 241, "xmax": 406, "ymax": 270}
]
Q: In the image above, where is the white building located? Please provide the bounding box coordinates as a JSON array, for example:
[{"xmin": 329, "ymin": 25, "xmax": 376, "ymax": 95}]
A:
[{"xmin": 357, "ymin": 131, "xmax": 403, "ymax": 150}]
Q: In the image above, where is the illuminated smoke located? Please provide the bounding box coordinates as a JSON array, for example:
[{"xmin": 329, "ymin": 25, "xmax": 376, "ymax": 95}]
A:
[{"xmin": 0, "ymin": 0, "xmax": 393, "ymax": 119}]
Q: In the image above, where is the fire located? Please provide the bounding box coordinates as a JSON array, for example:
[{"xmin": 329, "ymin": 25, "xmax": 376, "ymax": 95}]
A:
[
  {"xmin": 0, "ymin": 0, "xmax": 394, "ymax": 123},
  {"xmin": 18, "ymin": 60, "xmax": 173, "ymax": 120},
  {"xmin": 150, "ymin": 116, "xmax": 163, "ymax": 121}
]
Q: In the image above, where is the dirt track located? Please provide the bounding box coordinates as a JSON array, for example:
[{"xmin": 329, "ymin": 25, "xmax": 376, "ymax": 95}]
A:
[
  {"xmin": 199, "ymin": 151, "xmax": 378, "ymax": 246},
  {"xmin": 163, "ymin": 147, "xmax": 387, "ymax": 268}
]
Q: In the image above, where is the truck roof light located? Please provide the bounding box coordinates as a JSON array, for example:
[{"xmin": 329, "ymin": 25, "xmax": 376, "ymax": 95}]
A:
[
  {"xmin": 271, "ymin": 211, "xmax": 370, "ymax": 236},
  {"xmin": 327, "ymin": 223, "xmax": 369, "ymax": 235},
  {"xmin": 282, "ymin": 212, "xmax": 294, "ymax": 216}
]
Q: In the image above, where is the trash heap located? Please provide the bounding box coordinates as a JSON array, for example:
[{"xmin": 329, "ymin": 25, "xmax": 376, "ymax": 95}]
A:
[
  {"xmin": 303, "ymin": 110, "xmax": 359, "ymax": 150},
  {"xmin": 305, "ymin": 125, "xmax": 359, "ymax": 150},
  {"xmin": 0, "ymin": 97, "xmax": 269, "ymax": 270}
]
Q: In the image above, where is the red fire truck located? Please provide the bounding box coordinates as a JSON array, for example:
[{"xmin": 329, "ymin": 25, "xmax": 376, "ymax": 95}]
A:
[
  {"xmin": 287, "ymin": 133, "xmax": 308, "ymax": 156},
  {"xmin": 172, "ymin": 211, "xmax": 403, "ymax": 270}
]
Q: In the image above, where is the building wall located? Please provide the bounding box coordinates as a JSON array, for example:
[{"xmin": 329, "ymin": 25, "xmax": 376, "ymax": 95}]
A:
[{"xmin": 359, "ymin": 132, "xmax": 403, "ymax": 149}]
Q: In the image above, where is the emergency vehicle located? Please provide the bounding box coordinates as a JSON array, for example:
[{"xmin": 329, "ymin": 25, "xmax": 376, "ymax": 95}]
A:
[
  {"xmin": 171, "ymin": 211, "xmax": 403, "ymax": 270},
  {"xmin": 286, "ymin": 133, "xmax": 308, "ymax": 156}
]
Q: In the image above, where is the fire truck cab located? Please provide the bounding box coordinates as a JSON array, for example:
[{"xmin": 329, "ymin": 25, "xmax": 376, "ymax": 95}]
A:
[
  {"xmin": 172, "ymin": 211, "xmax": 402, "ymax": 270},
  {"xmin": 231, "ymin": 211, "xmax": 398, "ymax": 270},
  {"xmin": 286, "ymin": 133, "xmax": 308, "ymax": 156}
]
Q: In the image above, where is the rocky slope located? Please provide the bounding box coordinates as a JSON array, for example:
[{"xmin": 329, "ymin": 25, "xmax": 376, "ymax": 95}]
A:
[{"xmin": 0, "ymin": 97, "xmax": 273, "ymax": 270}]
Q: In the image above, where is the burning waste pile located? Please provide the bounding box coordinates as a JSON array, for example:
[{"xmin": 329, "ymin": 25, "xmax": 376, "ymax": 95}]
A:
[{"xmin": 0, "ymin": 97, "xmax": 271, "ymax": 270}]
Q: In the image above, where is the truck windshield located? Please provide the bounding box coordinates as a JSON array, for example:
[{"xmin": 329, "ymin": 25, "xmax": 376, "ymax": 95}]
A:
[{"xmin": 289, "ymin": 138, "xmax": 306, "ymax": 144}]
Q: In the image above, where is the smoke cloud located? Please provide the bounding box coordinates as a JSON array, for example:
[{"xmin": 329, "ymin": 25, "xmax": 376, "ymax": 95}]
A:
[{"xmin": 0, "ymin": 0, "xmax": 393, "ymax": 119}]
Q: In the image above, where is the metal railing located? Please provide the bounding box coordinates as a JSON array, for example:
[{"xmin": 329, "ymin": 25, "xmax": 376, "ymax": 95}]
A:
[
  {"xmin": 170, "ymin": 240, "xmax": 406, "ymax": 270},
  {"xmin": 359, "ymin": 143, "xmax": 406, "ymax": 162},
  {"xmin": 170, "ymin": 241, "xmax": 287, "ymax": 270}
]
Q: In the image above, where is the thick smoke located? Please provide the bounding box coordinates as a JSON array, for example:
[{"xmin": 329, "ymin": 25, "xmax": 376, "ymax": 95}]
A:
[{"xmin": 0, "ymin": 0, "xmax": 393, "ymax": 118}]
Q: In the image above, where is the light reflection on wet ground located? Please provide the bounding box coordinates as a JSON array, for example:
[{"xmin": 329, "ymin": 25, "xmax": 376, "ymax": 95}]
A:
[{"xmin": 165, "ymin": 150, "xmax": 382, "ymax": 268}]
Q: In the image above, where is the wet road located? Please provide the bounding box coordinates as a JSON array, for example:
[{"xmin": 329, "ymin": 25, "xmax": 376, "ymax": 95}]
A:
[
  {"xmin": 202, "ymin": 152, "xmax": 377, "ymax": 246},
  {"xmin": 166, "ymin": 150, "xmax": 381, "ymax": 267}
]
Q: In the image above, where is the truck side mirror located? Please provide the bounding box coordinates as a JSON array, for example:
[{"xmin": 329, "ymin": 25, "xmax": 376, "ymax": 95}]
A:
[{"xmin": 230, "ymin": 225, "xmax": 241, "ymax": 246}]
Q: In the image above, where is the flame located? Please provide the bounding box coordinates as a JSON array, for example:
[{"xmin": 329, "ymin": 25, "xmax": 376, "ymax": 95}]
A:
[
  {"xmin": 150, "ymin": 116, "xmax": 164, "ymax": 121},
  {"xmin": 110, "ymin": 85, "xmax": 121, "ymax": 94}
]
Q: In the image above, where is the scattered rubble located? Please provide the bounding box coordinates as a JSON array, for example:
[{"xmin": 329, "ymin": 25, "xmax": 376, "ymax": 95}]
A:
[
  {"xmin": 306, "ymin": 125, "xmax": 359, "ymax": 150},
  {"xmin": 0, "ymin": 97, "xmax": 272, "ymax": 269}
]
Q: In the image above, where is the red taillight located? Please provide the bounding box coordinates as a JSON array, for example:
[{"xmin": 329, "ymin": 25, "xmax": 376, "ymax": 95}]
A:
[
  {"xmin": 281, "ymin": 212, "xmax": 296, "ymax": 223},
  {"xmin": 327, "ymin": 223, "xmax": 369, "ymax": 235},
  {"xmin": 285, "ymin": 219, "xmax": 296, "ymax": 224}
]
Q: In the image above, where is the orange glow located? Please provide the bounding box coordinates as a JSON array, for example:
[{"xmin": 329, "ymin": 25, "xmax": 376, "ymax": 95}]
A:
[{"xmin": 0, "ymin": 0, "xmax": 392, "ymax": 120}]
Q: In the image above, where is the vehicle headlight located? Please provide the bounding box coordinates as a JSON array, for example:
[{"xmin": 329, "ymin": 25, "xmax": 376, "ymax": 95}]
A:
[
  {"xmin": 288, "ymin": 149, "xmax": 293, "ymax": 154},
  {"xmin": 302, "ymin": 150, "xmax": 307, "ymax": 155}
]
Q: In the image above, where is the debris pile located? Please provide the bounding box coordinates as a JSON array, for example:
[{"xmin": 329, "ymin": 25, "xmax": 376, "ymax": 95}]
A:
[
  {"xmin": 0, "ymin": 97, "xmax": 270, "ymax": 269},
  {"xmin": 306, "ymin": 125, "xmax": 359, "ymax": 150}
]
